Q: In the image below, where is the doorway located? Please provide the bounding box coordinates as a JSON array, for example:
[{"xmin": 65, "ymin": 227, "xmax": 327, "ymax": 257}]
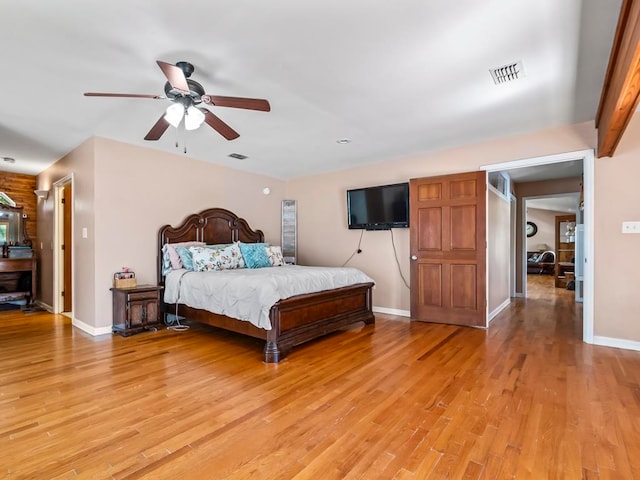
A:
[
  {"xmin": 53, "ymin": 175, "xmax": 73, "ymax": 315},
  {"xmin": 524, "ymin": 193, "xmax": 581, "ymax": 298},
  {"xmin": 482, "ymin": 149, "xmax": 594, "ymax": 343}
]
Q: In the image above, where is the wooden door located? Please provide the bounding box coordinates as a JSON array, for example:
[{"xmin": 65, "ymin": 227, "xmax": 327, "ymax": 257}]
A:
[
  {"xmin": 410, "ymin": 172, "xmax": 487, "ymax": 327},
  {"xmin": 63, "ymin": 183, "xmax": 72, "ymax": 312}
]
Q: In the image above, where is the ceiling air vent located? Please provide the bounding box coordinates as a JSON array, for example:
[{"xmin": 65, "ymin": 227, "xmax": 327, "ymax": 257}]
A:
[
  {"xmin": 228, "ymin": 153, "xmax": 248, "ymax": 160},
  {"xmin": 490, "ymin": 61, "xmax": 524, "ymax": 84}
]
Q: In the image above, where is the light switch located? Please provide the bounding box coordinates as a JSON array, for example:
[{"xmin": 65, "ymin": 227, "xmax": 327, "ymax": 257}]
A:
[
  {"xmin": 622, "ymin": 221, "xmax": 640, "ymax": 234},
  {"xmin": 82, "ymin": 227, "xmax": 88, "ymax": 238}
]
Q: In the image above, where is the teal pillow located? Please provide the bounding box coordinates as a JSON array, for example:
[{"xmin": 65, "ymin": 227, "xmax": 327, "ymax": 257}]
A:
[
  {"xmin": 175, "ymin": 246, "xmax": 196, "ymax": 271},
  {"xmin": 161, "ymin": 245, "xmax": 173, "ymax": 276},
  {"xmin": 239, "ymin": 243, "xmax": 271, "ymax": 269}
]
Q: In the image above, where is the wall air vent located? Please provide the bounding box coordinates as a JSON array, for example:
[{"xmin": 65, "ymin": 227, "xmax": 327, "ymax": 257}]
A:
[
  {"xmin": 228, "ymin": 153, "xmax": 248, "ymax": 160},
  {"xmin": 490, "ymin": 61, "xmax": 524, "ymax": 84}
]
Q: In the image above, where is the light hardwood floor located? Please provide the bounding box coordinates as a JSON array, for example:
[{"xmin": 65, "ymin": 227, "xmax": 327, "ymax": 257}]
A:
[{"xmin": 1, "ymin": 279, "xmax": 639, "ymax": 479}]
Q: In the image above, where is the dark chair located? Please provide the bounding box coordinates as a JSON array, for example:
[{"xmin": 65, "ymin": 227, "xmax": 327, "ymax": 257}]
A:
[{"xmin": 527, "ymin": 250, "xmax": 555, "ymax": 274}]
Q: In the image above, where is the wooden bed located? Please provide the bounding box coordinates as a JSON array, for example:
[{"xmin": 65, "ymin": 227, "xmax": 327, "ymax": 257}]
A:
[{"xmin": 157, "ymin": 208, "xmax": 375, "ymax": 362}]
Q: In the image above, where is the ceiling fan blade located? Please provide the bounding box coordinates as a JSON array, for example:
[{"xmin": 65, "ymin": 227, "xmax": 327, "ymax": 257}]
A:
[
  {"xmin": 144, "ymin": 115, "xmax": 170, "ymax": 141},
  {"xmin": 84, "ymin": 92, "xmax": 163, "ymax": 99},
  {"xmin": 156, "ymin": 60, "xmax": 190, "ymax": 93},
  {"xmin": 203, "ymin": 110, "xmax": 240, "ymax": 140},
  {"xmin": 202, "ymin": 95, "xmax": 271, "ymax": 112}
]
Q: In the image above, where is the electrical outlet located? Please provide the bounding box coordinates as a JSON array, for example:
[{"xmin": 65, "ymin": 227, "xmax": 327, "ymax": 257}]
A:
[{"xmin": 622, "ymin": 221, "xmax": 640, "ymax": 234}]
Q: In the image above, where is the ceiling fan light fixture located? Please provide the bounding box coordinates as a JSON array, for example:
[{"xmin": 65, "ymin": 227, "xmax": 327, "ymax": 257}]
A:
[
  {"xmin": 164, "ymin": 103, "xmax": 185, "ymax": 128},
  {"xmin": 185, "ymin": 106, "xmax": 205, "ymax": 131}
]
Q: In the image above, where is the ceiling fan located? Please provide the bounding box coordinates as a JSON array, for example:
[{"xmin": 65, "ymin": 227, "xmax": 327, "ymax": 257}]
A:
[{"xmin": 84, "ymin": 60, "xmax": 270, "ymax": 141}]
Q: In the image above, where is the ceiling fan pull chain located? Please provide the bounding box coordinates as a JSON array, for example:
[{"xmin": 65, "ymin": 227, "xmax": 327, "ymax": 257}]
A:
[{"xmin": 181, "ymin": 121, "xmax": 187, "ymax": 154}]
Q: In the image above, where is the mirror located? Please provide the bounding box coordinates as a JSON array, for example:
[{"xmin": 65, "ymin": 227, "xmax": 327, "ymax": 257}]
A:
[{"xmin": 0, "ymin": 204, "xmax": 30, "ymax": 247}]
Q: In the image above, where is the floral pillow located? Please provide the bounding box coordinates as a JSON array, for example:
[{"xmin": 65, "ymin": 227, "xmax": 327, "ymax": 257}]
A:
[
  {"xmin": 238, "ymin": 242, "xmax": 272, "ymax": 269},
  {"xmin": 175, "ymin": 243, "xmax": 234, "ymax": 271},
  {"xmin": 266, "ymin": 246, "xmax": 285, "ymax": 266},
  {"xmin": 190, "ymin": 244, "xmax": 245, "ymax": 271}
]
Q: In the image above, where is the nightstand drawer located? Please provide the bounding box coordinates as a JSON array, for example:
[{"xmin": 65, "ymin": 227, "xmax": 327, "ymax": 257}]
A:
[{"xmin": 128, "ymin": 291, "xmax": 160, "ymax": 302}]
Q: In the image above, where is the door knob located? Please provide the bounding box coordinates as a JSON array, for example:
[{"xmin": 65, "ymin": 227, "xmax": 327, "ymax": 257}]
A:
[{"xmin": 411, "ymin": 255, "xmax": 417, "ymax": 260}]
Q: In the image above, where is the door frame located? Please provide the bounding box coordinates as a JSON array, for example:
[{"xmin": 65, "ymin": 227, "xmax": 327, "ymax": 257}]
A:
[
  {"xmin": 509, "ymin": 193, "xmax": 517, "ymax": 298},
  {"xmin": 481, "ymin": 149, "xmax": 594, "ymax": 343},
  {"xmin": 53, "ymin": 173, "xmax": 74, "ymax": 315}
]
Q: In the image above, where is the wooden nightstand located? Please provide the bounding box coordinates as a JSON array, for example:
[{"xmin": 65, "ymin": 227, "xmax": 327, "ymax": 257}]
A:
[{"xmin": 111, "ymin": 284, "xmax": 164, "ymax": 336}]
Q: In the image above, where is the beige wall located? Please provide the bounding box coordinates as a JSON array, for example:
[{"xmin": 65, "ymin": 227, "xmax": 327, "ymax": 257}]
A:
[
  {"xmin": 37, "ymin": 137, "xmax": 285, "ymax": 331},
  {"xmin": 526, "ymin": 208, "xmax": 568, "ymax": 252},
  {"xmin": 286, "ymin": 122, "xmax": 595, "ymax": 313},
  {"xmin": 285, "ymin": 172, "xmax": 412, "ymax": 312},
  {"xmin": 91, "ymin": 137, "xmax": 285, "ymax": 330},
  {"xmin": 594, "ymin": 113, "xmax": 640, "ymax": 342},
  {"xmin": 36, "ymin": 138, "xmax": 97, "ymax": 323},
  {"xmin": 488, "ymin": 188, "xmax": 511, "ymax": 317}
]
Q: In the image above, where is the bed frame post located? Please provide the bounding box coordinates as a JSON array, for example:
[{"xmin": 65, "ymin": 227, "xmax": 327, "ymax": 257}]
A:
[
  {"xmin": 364, "ymin": 286, "xmax": 375, "ymax": 325},
  {"xmin": 264, "ymin": 327, "xmax": 281, "ymax": 363}
]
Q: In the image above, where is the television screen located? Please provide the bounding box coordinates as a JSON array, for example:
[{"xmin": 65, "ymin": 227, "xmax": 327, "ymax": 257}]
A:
[{"xmin": 347, "ymin": 182, "xmax": 409, "ymax": 230}]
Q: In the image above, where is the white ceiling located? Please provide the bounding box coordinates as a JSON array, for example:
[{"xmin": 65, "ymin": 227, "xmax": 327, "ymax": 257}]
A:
[
  {"xmin": 527, "ymin": 194, "xmax": 581, "ymax": 213},
  {"xmin": 0, "ymin": 0, "xmax": 621, "ymax": 180},
  {"xmin": 506, "ymin": 159, "xmax": 583, "ymax": 183}
]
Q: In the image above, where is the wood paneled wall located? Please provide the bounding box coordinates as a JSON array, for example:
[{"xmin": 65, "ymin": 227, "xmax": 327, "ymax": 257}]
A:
[{"xmin": 0, "ymin": 172, "xmax": 37, "ymax": 247}]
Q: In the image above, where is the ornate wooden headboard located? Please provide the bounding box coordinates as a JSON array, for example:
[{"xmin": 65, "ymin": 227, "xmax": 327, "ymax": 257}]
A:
[{"xmin": 157, "ymin": 208, "xmax": 264, "ymax": 283}]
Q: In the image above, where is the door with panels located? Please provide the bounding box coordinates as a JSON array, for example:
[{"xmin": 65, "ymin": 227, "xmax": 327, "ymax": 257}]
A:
[{"xmin": 410, "ymin": 171, "xmax": 487, "ymax": 327}]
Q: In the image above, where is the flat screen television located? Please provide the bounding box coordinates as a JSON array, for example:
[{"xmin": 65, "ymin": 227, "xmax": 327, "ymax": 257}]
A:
[{"xmin": 347, "ymin": 182, "xmax": 410, "ymax": 230}]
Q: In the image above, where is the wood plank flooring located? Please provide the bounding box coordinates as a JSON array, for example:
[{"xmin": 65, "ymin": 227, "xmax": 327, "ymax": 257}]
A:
[{"xmin": 1, "ymin": 277, "xmax": 639, "ymax": 479}]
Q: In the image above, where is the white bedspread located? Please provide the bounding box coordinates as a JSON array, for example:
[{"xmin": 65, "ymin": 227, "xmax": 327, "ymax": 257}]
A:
[{"xmin": 164, "ymin": 265, "xmax": 375, "ymax": 330}]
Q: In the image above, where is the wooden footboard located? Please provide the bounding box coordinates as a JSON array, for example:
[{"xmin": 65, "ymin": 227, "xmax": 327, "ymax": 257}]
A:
[
  {"xmin": 166, "ymin": 282, "xmax": 374, "ymax": 362},
  {"xmin": 265, "ymin": 282, "xmax": 375, "ymax": 362}
]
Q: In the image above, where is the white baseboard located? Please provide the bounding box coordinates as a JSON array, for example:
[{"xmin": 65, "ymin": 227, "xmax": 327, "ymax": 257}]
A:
[
  {"xmin": 513, "ymin": 292, "xmax": 525, "ymax": 298},
  {"xmin": 35, "ymin": 300, "xmax": 53, "ymax": 312},
  {"xmin": 72, "ymin": 318, "xmax": 112, "ymax": 336},
  {"xmin": 592, "ymin": 335, "xmax": 640, "ymax": 352},
  {"xmin": 372, "ymin": 306, "xmax": 411, "ymax": 318},
  {"xmin": 488, "ymin": 298, "xmax": 511, "ymax": 323}
]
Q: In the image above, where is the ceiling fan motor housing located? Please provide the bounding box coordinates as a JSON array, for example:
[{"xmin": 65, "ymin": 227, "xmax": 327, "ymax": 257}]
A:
[
  {"xmin": 164, "ymin": 78, "xmax": 205, "ymax": 105},
  {"xmin": 175, "ymin": 61, "xmax": 195, "ymax": 78}
]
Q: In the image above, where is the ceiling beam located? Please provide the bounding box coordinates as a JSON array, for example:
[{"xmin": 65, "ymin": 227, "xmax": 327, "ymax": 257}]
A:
[{"xmin": 595, "ymin": 0, "xmax": 640, "ymax": 157}]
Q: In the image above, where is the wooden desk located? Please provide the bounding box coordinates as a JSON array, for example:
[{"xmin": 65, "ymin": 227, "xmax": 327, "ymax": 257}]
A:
[{"xmin": 0, "ymin": 257, "xmax": 36, "ymax": 304}]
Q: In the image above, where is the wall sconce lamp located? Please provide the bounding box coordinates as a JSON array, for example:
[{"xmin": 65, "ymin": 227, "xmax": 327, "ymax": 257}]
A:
[{"xmin": 34, "ymin": 189, "xmax": 49, "ymax": 200}]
